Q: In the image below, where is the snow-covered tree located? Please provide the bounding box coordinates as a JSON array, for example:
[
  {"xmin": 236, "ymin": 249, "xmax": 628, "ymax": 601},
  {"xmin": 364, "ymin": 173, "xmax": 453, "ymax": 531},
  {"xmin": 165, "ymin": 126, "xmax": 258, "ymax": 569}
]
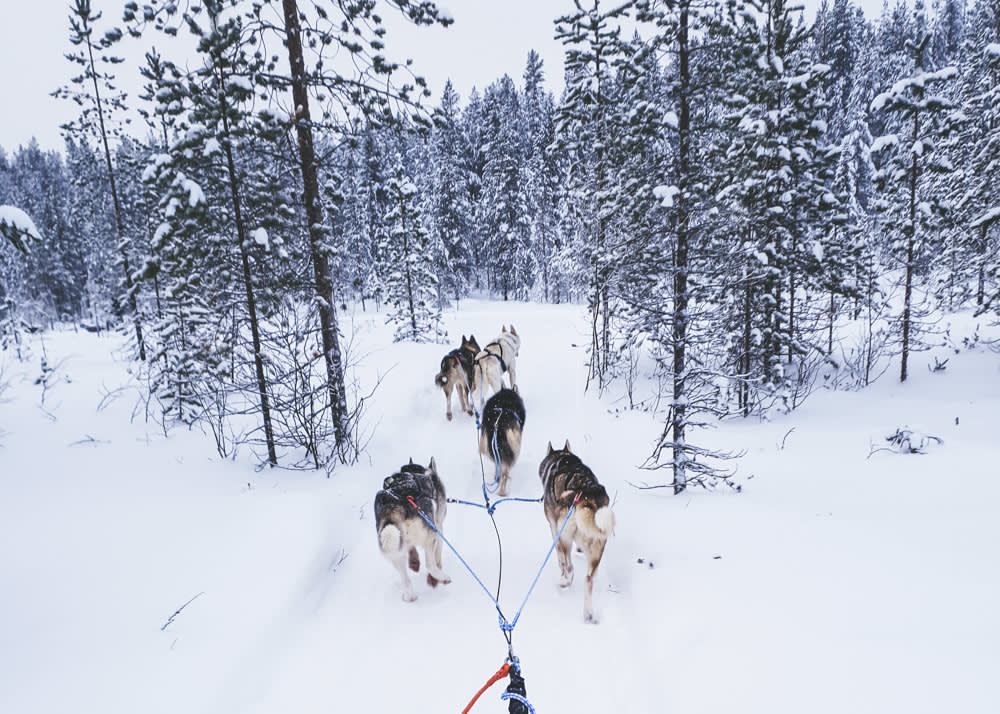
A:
[{"xmin": 382, "ymin": 156, "xmax": 445, "ymax": 342}]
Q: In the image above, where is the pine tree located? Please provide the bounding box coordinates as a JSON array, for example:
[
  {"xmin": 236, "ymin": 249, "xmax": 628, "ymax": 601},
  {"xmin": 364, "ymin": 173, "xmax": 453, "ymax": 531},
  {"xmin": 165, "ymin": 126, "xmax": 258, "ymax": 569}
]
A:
[
  {"xmin": 870, "ymin": 24, "xmax": 960, "ymax": 381},
  {"xmin": 427, "ymin": 80, "xmax": 474, "ymax": 302},
  {"xmin": 480, "ymin": 75, "xmax": 534, "ymax": 300},
  {"xmin": 54, "ymin": 0, "xmax": 146, "ymax": 359},
  {"xmin": 382, "ymin": 156, "xmax": 444, "ymax": 342},
  {"xmin": 556, "ymin": 0, "xmax": 637, "ymax": 389}
]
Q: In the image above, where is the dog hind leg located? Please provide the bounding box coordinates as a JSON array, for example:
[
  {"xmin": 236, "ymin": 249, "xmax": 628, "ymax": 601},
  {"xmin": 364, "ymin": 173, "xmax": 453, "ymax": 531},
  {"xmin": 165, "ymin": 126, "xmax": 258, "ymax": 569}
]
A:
[
  {"xmin": 389, "ymin": 550, "xmax": 417, "ymax": 602},
  {"xmin": 443, "ymin": 381, "xmax": 454, "ymax": 421},
  {"xmin": 424, "ymin": 535, "xmax": 451, "ymax": 586},
  {"xmin": 582, "ymin": 541, "xmax": 607, "ymax": 623},
  {"xmin": 556, "ymin": 533, "xmax": 574, "ymax": 588}
]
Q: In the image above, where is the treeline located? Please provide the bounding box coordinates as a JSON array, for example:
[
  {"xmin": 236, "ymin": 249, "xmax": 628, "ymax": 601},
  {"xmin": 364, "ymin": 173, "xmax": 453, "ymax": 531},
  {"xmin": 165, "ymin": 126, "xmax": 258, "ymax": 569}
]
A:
[{"xmin": 0, "ymin": 0, "xmax": 998, "ymax": 487}]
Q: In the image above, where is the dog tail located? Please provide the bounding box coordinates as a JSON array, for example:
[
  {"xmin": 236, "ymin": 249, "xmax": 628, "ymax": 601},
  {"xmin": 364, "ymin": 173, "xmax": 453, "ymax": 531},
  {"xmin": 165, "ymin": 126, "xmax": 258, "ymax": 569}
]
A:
[
  {"xmin": 379, "ymin": 524, "xmax": 402, "ymax": 553},
  {"xmin": 594, "ymin": 506, "xmax": 615, "ymax": 535},
  {"xmin": 503, "ymin": 425, "xmax": 522, "ymax": 465},
  {"xmin": 435, "ymin": 355, "xmax": 456, "ymax": 388}
]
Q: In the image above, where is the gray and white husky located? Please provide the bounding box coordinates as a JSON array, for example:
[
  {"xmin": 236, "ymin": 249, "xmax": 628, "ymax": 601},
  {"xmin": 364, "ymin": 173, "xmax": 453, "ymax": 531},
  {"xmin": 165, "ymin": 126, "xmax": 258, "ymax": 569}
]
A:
[{"xmin": 374, "ymin": 458, "xmax": 451, "ymax": 601}]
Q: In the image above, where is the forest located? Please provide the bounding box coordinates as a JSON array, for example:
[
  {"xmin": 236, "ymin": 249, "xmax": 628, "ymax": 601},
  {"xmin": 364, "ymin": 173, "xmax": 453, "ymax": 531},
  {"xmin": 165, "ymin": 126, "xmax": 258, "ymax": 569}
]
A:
[{"xmin": 1, "ymin": 0, "xmax": 998, "ymax": 490}]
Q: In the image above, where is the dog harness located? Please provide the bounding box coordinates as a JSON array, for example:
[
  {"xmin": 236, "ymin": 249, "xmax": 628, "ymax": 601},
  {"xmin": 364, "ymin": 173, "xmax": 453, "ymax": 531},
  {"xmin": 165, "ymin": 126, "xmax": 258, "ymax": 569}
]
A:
[
  {"xmin": 478, "ymin": 342, "xmax": 508, "ymax": 373},
  {"xmin": 445, "ymin": 347, "xmax": 476, "ymax": 386}
]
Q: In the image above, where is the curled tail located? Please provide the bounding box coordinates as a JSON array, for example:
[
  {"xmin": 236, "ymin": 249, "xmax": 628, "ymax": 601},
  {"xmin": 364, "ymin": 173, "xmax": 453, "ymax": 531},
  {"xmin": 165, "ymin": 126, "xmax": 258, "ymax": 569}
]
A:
[
  {"xmin": 594, "ymin": 506, "xmax": 615, "ymax": 535},
  {"xmin": 435, "ymin": 355, "xmax": 457, "ymax": 388},
  {"xmin": 379, "ymin": 524, "xmax": 402, "ymax": 553}
]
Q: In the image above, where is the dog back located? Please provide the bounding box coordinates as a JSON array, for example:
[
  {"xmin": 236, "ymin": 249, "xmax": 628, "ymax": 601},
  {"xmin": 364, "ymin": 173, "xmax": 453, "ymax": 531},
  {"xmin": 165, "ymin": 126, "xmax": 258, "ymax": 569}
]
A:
[
  {"xmin": 481, "ymin": 389, "xmax": 525, "ymax": 464},
  {"xmin": 375, "ymin": 463, "xmax": 446, "ymax": 534},
  {"xmin": 539, "ymin": 447, "xmax": 610, "ymax": 519}
]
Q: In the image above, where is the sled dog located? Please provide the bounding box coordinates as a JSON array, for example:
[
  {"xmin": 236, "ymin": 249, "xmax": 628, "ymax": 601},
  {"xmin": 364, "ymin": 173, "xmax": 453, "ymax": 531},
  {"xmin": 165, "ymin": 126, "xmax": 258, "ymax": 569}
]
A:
[
  {"xmin": 479, "ymin": 388, "xmax": 525, "ymax": 497},
  {"xmin": 374, "ymin": 458, "xmax": 451, "ymax": 601},
  {"xmin": 539, "ymin": 441, "xmax": 615, "ymax": 623},
  {"xmin": 470, "ymin": 325, "xmax": 521, "ymax": 405},
  {"xmin": 434, "ymin": 334, "xmax": 480, "ymax": 421}
]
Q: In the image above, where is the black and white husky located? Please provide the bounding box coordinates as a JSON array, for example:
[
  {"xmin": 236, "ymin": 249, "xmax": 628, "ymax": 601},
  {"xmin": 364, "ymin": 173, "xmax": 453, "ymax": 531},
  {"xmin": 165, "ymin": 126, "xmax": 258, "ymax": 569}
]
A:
[
  {"xmin": 374, "ymin": 458, "xmax": 451, "ymax": 601},
  {"xmin": 479, "ymin": 388, "xmax": 526, "ymax": 497}
]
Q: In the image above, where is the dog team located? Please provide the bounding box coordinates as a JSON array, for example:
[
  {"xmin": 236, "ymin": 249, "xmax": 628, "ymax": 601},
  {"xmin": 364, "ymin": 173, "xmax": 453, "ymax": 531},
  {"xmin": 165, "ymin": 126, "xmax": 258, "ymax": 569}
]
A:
[{"xmin": 374, "ymin": 325, "xmax": 615, "ymax": 624}]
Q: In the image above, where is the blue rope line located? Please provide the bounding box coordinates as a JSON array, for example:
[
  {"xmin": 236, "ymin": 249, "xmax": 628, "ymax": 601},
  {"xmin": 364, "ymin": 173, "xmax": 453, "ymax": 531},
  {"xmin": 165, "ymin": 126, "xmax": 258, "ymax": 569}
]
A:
[
  {"xmin": 507, "ymin": 503, "xmax": 577, "ymax": 631},
  {"xmin": 408, "ymin": 497, "xmax": 577, "ymax": 637},
  {"xmin": 485, "ymin": 427, "xmax": 502, "ymax": 493},
  {"xmin": 449, "ymin": 495, "xmax": 542, "ymax": 513},
  {"xmin": 447, "ymin": 497, "xmax": 488, "ymax": 510},
  {"xmin": 410, "ymin": 505, "xmax": 504, "ymax": 615},
  {"xmin": 500, "ymin": 692, "xmax": 536, "ymax": 713},
  {"xmin": 486, "ymin": 495, "xmax": 543, "ymax": 514}
]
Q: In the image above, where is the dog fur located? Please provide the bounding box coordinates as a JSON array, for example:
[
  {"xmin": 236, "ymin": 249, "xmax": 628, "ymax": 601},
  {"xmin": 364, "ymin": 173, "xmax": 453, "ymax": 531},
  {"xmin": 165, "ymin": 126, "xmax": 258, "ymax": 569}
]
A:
[
  {"xmin": 479, "ymin": 388, "xmax": 525, "ymax": 497},
  {"xmin": 374, "ymin": 458, "xmax": 451, "ymax": 601},
  {"xmin": 470, "ymin": 325, "xmax": 521, "ymax": 405},
  {"xmin": 434, "ymin": 335, "xmax": 480, "ymax": 421},
  {"xmin": 539, "ymin": 441, "xmax": 615, "ymax": 623}
]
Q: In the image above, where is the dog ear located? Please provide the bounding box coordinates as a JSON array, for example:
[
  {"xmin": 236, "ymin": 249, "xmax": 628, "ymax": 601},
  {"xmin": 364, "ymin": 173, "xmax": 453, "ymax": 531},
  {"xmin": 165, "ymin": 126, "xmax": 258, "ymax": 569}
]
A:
[
  {"xmin": 510, "ymin": 325, "xmax": 517, "ymax": 336},
  {"xmin": 428, "ymin": 456, "xmax": 437, "ymax": 474},
  {"xmin": 547, "ymin": 441, "xmax": 554, "ymax": 455},
  {"xmin": 563, "ymin": 439, "xmax": 571, "ymax": 452},
  {"xmin": 461, "ymin": 334, "xmax": 466, "ymax": 342},
  {"xmin": 502, "ymin": 325, "xmax": 507, "ymax": 333},
  {"xmin": 408, "ymin": 457, "xmax": 414, "ymax": 465}
]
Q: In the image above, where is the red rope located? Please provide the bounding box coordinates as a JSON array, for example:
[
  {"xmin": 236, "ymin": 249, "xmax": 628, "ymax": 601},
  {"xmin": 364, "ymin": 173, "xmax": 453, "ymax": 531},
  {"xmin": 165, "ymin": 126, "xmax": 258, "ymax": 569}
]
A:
[{"xmin": 461, "ymin": 662, "xmax": 511, "ymax": 714}]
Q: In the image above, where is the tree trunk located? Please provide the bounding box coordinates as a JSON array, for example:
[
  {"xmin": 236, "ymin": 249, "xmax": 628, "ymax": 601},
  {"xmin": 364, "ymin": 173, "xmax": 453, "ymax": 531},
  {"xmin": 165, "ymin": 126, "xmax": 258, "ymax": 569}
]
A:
[
  {"xmin": 672, "ymin": 0, "xmax": 692, "ymax": 495},
  {"xmin": 901, "ymin": 109, "xmax": 920, "ymax": 383},
  {"xmin": 211, "ymin": 15, "xmax": 278, "ymax": 466},
  {"xmin": 281, "ymin": 0, "xmax": 352, "ymax": 461},
  {"xmin": 84, "ymin": 36, "xmax": 146, "ymax": 361}
]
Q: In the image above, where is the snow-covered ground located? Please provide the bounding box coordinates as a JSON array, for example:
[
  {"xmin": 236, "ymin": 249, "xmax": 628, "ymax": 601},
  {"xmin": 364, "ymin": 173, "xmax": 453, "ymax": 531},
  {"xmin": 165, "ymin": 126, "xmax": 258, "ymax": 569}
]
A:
[{"xmin": 1, "ymin": 300, "xmax": 999, "ymax": 714}]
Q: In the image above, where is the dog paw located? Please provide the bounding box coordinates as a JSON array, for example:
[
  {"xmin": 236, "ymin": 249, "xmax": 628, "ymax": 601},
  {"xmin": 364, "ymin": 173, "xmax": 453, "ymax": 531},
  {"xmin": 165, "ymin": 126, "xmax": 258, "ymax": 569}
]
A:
[
  {"xmin": 402, "ymin": 591, "xmax": 418, "ymax": 602},
  {"xmin": 558, "ymin": 575, "xmax": 573, "ymax": 589},
  {"xmin": 446, "ymin": 412, "xmax": 453, "ymax": 421},
  {"xmin": 584, "ymin": 612, "xmax": 599, "ymax": 625},
  {"xmin": 466, "ymin": 409, "xmax": 474, "ymax": 416},
  {"xmin": 426, "ymin": 573, "xmax": 439, "ymax": 588},
  {"xmin": 440, "ymin": 574, "xmax": 452, "ymax": 585}
]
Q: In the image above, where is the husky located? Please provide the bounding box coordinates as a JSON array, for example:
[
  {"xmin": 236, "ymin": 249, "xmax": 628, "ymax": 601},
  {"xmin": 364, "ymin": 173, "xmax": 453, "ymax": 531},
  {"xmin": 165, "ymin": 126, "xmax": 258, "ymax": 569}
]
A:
[
  {"xmin": 470, "ymin": 325, "xmax": 521, "ymax": 406},
  {"xmin": 478, "ymin": 388, "xmax": 525, "ymax": 497},
  {"xmin": 434, "ymin": 334, "xmax": 480, "ymax": 421},
  {"xmin": 539, "ymin": 441, "xmax": 615, "ymax": 623},
  {"xmin": 374, "ymin": 458, "xmax": 451, "ymax": 601}
]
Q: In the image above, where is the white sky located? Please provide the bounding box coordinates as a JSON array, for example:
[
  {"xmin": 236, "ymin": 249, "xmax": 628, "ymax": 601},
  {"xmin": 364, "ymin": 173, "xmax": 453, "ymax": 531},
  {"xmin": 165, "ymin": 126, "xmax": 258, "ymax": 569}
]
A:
[{"xmin": 0, "ymin": 0, "xmax": 889, "ymax": 156}]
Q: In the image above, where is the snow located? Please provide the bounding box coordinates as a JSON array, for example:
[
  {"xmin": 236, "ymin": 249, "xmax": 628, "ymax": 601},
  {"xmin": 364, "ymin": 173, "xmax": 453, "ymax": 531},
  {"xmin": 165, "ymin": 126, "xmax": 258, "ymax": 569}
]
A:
[
  {"xmin": 203, "ymin": 138, "xmax": 221, "ymax": 157},
  {"xmin": 653, "ymin": 184, "xmax": 680, "ymax": 208},
  {"xmin": 142, "ymin": 153, "xmax": 172, "ymax": 183},
  {"xmin": 251, "ymin": 227, "xmax": 269, "ymax": 249},
  {"xmin": 0, "ymin": 205, "xmax": 41, "ymax": 244},
  {"xmin": 871, "ymin": 133, "xmax": 899, "ymax": 153},
  {"xmin": 182, "ymin": 178, "xmax": 206, "ymax": 207},
  {"xmin": 987, "ymin": 43, "xmax": 1000, "ymax": 58},
  {"xmin": 228, "ymin": 75, "xmax": 254, "ymax": 92},
  {"xmin": 970, "ymin": 206, "xmax": 1000, "ymax": 228},
  {"xmin": 2, "ymin": 301, "xmax": 1000, "ymax": 714},
  {"xmin": 153, "ymin": 222, "xmax": 171, "ymax": 243},
  {"xmin": 663, "ymin": 111, "xmax": 679, "ymax": 129}
]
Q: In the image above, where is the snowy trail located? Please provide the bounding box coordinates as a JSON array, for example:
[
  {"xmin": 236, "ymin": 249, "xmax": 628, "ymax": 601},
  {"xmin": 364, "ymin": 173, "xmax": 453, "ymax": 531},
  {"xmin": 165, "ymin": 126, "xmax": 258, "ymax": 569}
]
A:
[{"xmin": 2, "ymin": 302, "xmax": 999, "ymax": 714}]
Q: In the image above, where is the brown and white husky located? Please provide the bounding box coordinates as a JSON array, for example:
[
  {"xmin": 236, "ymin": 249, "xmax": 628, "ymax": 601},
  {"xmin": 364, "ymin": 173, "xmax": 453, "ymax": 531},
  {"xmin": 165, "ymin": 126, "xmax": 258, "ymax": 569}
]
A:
[{"xmin": 539, "ymin": 441, "xmax": 615, "ymax": 623}]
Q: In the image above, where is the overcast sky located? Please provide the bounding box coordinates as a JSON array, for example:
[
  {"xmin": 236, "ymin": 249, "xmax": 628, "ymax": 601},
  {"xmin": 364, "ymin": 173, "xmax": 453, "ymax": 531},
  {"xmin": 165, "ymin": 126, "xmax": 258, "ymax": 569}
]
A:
[{"xmin": 1, "ymin": 0, "xmax": 890, "ymax": 155}]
